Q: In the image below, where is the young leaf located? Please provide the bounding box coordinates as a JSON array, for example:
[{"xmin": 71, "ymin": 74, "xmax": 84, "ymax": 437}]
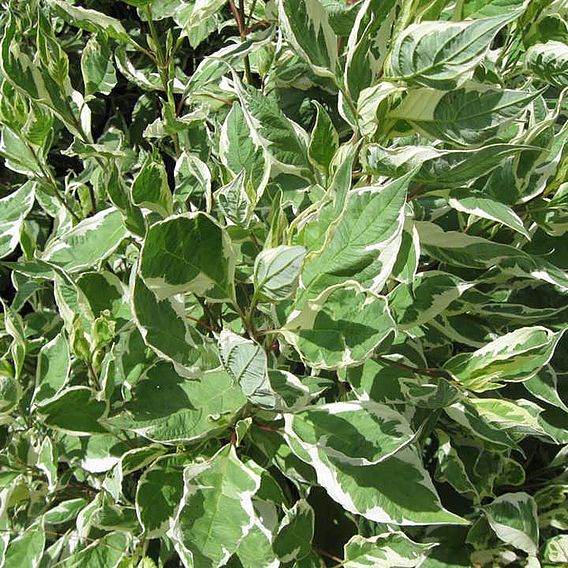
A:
[
  {"xmin": 218, "ymin": 330, "xmax": 276, "ymax": 408},
  {"xmin": 33, "ymin": 332, "xmax": 71, "ymax": 406},
  {"xmin": 219, "ymin": 102, "xmax": 270, "ymax": 195},
  {"xmin": 131, "ymin": 154, "xmax": 174, "ymax": 217},
  {"xmin": 232, "ymin": 76, "xmax": 311, "ymax": 176},
  {"xmin": 357, "ymin": 82, "xmax": 403, "ymax": 138},
  {"xmin": 344, "ymin": 0, "xmax": 398, "ymax": 107},
  {"xmin": 253, "ymin": 245, "xmax": 306, "ymax": 302},
  {"xmin": 216, "ymin": 170, "xmax": 252, "ymax": 227}
]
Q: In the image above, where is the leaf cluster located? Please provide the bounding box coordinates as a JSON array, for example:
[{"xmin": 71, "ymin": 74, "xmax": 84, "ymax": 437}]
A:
[{"xmin": 1, "ymin": 0, "xmax": 568, "ymax": 566}]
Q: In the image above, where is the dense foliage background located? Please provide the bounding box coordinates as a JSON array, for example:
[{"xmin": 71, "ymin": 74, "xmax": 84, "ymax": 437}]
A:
[{"xmin": 1, "ymin": 0, "xmax": 568, "ymax": 566}]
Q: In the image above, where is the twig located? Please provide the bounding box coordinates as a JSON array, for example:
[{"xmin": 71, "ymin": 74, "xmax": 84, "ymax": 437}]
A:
[
  {"xmin": 187, "ymin": 314, "xmax": 215, "ymax": 333},
  {"xmin": 374, "ymin": 355, "xmax": 441, "ymax": 378},
  {"xmin": 255, "ymin": 423, "xmax": 279, "ymax": 432},
  {"xmin": 313, "ymin": 547, "xmax": 344, "ymax": 564},
  {"xmin": 229, "ymin": 0, "xmax": 253, "ymax": 84}
]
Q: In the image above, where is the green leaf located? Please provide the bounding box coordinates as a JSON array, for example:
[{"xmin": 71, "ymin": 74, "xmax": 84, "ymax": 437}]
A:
[
  {"xmin": 59, "ymin": 532, "xmax": 129, "ymax": 568},
  {"xmin": 33, "ymin": 332, "xmax": 70, "ymax": 405},
  {"xmin": 174, "ymin": 152, "xmax": 212, "ymax": 207},
  {"xmin": 235, "ymin": 517, "xmax": 280, "ymax": 568},
  {"xmin": 543, "ymin": 535, "xmax": 568, "ymax": 564},
  {"xmin": 285, "ymin": 439, "xmax": 467, "ymax": 525},
  {"xmin": 389, "ymin": 271, "xmax": 473, "ymax": 330},
  {"xmin": 2, "ymin": 1, "xmax": 568, "ymax": 561},
  {"xmin": 218, "ymin": 330, "xmax": 276, "ymax": 408},
  {"xmin": 131, "ymin": 273, "xmax": 210, "ymax": 374},
  {"xmin": 1, "ymin": 127, "xmax": 43, "ymax": 176},
  {"xmin": 344, "ymin": 0, "xmax": 398, "ymax": 108},
  {"xmin": 444, "ymin": 327, "xmax": 565, "ymax": 392},
  {"xmin": 219, "ymin": 103, "xmax": 269, "ymax": 194},
  {"xmin": 38, "ymin": 386, "xmax": 107, "ymax": 435},
  {"xmin": 415, "ymin": 222, "xmax": 568, "ymax": 291},
  {"xmin": 43, "ymin": 499, "xmax": 89, "ymax": 525},
  {"xmin": 0, "ymin": 182, "xmax": 35, "ymax": 260},
  {"xmin": 308, "ymin": 101, "xmax": 339, "ymax": 174},
  {"xmin": 107, "ymin": 361, "xmax": 246, "ymax": 443},
  {"xmin": 435, "ymin": 430, "xmax": 479, "ymax": 501},
  {"xmin": 216, "ymin": 170, "xmax": 253, "ymax": 227},
  {"xmin": 391, "ymin": 219, "xmax": 420, "ymax": 284},
  {"xmin": 524, "ymin": 366, "xmax": 568, "ymax": 413},
  {"xmin": 389, "ymin": 85, "xmax": 538, "ymax": 147},
  {"xmin": 48, "ymin": 0, "xmax": 130, "ymax": 42},
  {"xmin": 299, "ymin": 171, "xmax": 413, "ymax": 301},
  {"xmin": 526, "ymin": 41, "xmax": 568, "ymax": 88},
  {"xmin": 136, "ymin": 456, "xmax": 184, "ymax": 538},
  {"xmin": 273, "ymin": 499, "xmax": 315, "ymax": 562},
  {"xmin": 4, "ymin": 523, "xmax": 45, "ymax": 568},
  {"xmin": 131, "ymin": 154, "xmax": 174, "ymax": 217},
  {"xmin": 284, "ymin": 285, "xmax": 395, "ymax": 369},
  {"xmin": 76, "ymin": 271, "xmax": 132, "ymax": 329},
  {"xmin": 357, "ymin": 82, "xmax": 403, "ymax": 138},
  {"xmin": 387, "ymin": 14, "xmax": 518, "ymax": 89},
  {"xmin": 469, "ymin": 398, "xmax": 551, "ymax": 440},
  {"xmin": 447, "ymin": 189, "xmax": 530, "ymax": 239},
  {"xmin": 461, "ymin": 0, "xmax": 526, "ymax": 18},
  {"xmin": 268, "ymin": 369, "xmax": 312, "ymax": 411},
  {"xmin": 42, "ymin": 208, "xmax": 127, "ymax": 272},
  {"xmin": 253, "ymin": 245, "xmax": 306, "ymax": 302},
  {"xmin": 81, "ymin": 35, "xmax": 117, "ymax": 96},
  {"xmin": 444, "ymin": 400, "xmax": 518, "ymax": 449},
  {"xmin": 284, "ymin": 400, "xmax": 415, "ymax": 466},
  {"xmin": 139, "ymin": 212, "xmax": 235, "ymax": 302},
  {"xmin": 232, "ymin": 76, "xmax": 311, "ymax": 176},
  {"xmin": 169, "ymin": 445, "xmax": 261, "ymax": 567},
  {"xmin": 343, "ymin": 532, "xmax": 435, "ymax": 568},
  {"xmin": 176, "ymin": 0, "xmax": 227, "ymax": 40},
  {"xmin": 363, "ymin": 143, "xmax": 525, "ymax": 187},
  {"xmin": 484, "ymin": 493, "xmax": 539, "ymax": 555},
  {"xmin": 277, "ymin": 0, "xmax": 338, "ymax": 78}
]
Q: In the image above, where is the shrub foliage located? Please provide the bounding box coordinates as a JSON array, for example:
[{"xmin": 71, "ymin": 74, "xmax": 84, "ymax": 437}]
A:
[{"xmin": 1, "ymin": 0, "xmax": 568, "ymax": 566}]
